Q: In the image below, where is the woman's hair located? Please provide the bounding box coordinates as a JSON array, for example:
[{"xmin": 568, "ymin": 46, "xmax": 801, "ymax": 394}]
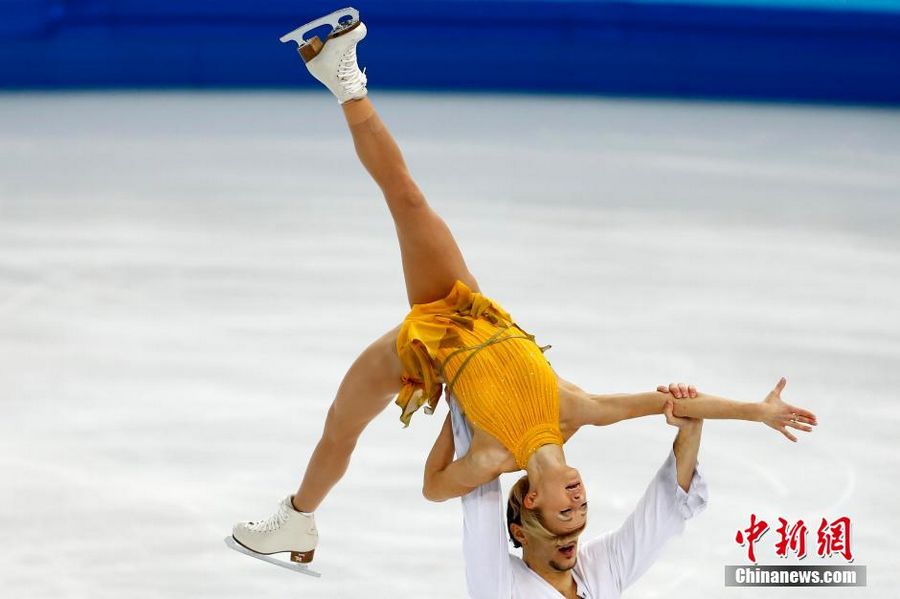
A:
[{"xmin": 506, "ymin": 474, "xmax": 556, "ymax": 548}]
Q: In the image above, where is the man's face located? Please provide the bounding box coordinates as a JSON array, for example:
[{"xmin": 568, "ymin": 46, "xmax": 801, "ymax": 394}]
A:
[
  {"xmin": 528, "ymin": 524, "xmax": 586, "ymax": 572},
  {"xmin": 529, "ymin": 472, "xmax": 588, "ymax": 570}
]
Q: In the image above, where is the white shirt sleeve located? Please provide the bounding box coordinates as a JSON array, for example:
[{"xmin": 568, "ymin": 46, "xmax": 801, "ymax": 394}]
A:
[
  {"xmin": 579, "ymin": 448, "xmax": 709, "ymax": 594},
  {"xmin": 448, "ymin": 396, "xmax": 513, "ymax": 599}
]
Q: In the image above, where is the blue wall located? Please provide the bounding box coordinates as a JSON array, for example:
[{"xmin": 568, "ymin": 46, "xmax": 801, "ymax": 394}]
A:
[
  {"xmin": 1, "ymin": 0, "xmax": 899, "ymax": 104},
  {"xmin": 625, "ymin": 0, "xmax": 900, "ymax": 9}
]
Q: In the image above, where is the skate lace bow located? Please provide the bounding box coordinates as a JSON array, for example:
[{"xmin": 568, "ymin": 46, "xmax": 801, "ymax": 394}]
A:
[
  {"xmin": 247, "ymin": 500, "xmax": 291, "ymax": 533},
  {"xmin": 338, "ymin": 46, "xmax": 367, "ymax": 95}
]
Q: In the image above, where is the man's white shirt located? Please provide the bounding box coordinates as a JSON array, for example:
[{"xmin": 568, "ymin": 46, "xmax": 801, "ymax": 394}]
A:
[{"xmin": 448, "ymin": 396, "xmax": 709, "ymax": 599}]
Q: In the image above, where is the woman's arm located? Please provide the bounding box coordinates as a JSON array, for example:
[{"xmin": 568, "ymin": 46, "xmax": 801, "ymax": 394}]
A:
[
  {"xmin": 559, "ymin": 376, "xmax": 702, "ymax": 426},
  {"xmin": 568, "ymin": 377, "xmax": 817, "ymax": 442},
  {"xmin": 598, "ymin": 389, "xmax": 762, "ymax": 422},
  {"xmin": 423, "ymin": 413, "xmax": 496, "ymax": 502}
]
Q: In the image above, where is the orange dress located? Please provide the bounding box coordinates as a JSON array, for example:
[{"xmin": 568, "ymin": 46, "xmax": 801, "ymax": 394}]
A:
[{"xmin": 395, "ymin": 279, "xmax": 562, "ymax": 468}]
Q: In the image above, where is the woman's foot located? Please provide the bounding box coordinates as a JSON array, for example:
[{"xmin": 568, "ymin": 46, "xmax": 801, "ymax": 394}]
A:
[
  {"xmin": 232, "ymin": 495, "xmax": 318, "ymax": 563},
  {"xmin": 296, "ymin": 15, "xmax": 368, "ymax": 104}
]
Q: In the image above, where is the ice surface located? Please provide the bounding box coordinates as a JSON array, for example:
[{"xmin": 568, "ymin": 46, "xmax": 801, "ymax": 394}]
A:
[{"xmin": 0, "ymin": 91, "xmax": 898, "ymax": 598}]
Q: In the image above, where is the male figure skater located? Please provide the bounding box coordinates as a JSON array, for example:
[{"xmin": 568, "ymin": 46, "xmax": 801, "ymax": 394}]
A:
[{"xmin": 443, "ymin": 395, "xmax": 708, "ymax": 598}]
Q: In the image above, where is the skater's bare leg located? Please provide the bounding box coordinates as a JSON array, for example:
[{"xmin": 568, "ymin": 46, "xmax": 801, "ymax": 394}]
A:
[
  {"xmin": 342, "ymin": 97, "xmax": 481, "ymax": 307},
  {"xmin": 294, "ymin": 100, "xmax": 476, "ymax": 510},
  {"xmin": 292, "ymin": 324, "xmax": 404, "ymax": 512}
]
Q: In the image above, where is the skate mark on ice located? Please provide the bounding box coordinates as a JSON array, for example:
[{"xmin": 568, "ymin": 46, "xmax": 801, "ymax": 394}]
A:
[
  {"xmin": 730, "ymin": 452, "xmax": 790, "ymax": 497},
  {"xmin": 814, "ymin": 446, "xmax": 857, "ymax": 514},
  {"xmin": 224, "ymin": 536, "xmax": 322, "ymax": 578},
  {"xmin": 0, "ymin": 271, "xmax": 62, "ymax": 316}
]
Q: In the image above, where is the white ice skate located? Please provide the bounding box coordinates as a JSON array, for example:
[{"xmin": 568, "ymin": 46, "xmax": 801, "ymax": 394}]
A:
[
  {"xmin": 228, "ymin": 495, "xmax": 321, "ymax": 577},
  {"xmin": 280, "ymin": 7, "xmax": 368, "ymax": 104}
]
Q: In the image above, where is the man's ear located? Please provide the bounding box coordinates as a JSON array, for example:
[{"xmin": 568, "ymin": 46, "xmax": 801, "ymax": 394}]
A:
[{"xmin": 510, "ymin": 523, "xmax": 527, "ymax": 547}]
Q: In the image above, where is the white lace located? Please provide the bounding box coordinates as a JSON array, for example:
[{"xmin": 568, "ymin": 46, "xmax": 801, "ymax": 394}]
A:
[
  {"xmin": 337, "ymin": 46, "xmax": 367, "ymax": 96},
  {"xmin": 247, "ymin": 500, "xmax": 291, "ymax": 533}
]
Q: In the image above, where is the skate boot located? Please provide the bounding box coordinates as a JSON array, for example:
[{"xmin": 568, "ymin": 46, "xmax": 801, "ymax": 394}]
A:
[
  {"xmin": 280, "ymin": 7, "xmax": 368, "ymax": 104},
  {"xmin": 231, "ymin": 495, "xmax": 318, "ymax": 567}
]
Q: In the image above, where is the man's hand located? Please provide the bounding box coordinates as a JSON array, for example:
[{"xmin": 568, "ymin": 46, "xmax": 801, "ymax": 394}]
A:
[
  {"xmin": 658, "ymin": 382, "xmax": 702, "ymax": 431},
  {"xmin": 657, "ymin": 381, "xmax": 698, "ymax": 399},
  {"xmin": 660, "ymin": 390, "xmax": 703, "ymax": 492},
  {"xmin": 759, "ymin": 377, "xmax": 817, "ymax": 442},
  {"xmin": 663, "ymin": 398, "xmax": 700, "ymax": 429}
]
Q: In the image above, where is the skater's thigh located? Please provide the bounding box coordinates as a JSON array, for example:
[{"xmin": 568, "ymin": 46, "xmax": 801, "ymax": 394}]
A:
[{"xmin": 324, "ymin": 323, "xmax": 404, "ymax": 441}]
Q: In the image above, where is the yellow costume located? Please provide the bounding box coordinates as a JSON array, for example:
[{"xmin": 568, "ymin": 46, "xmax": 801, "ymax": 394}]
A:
[{"xmin": 395, "ymin": 279, "xmax": 562, "ymax": 468}]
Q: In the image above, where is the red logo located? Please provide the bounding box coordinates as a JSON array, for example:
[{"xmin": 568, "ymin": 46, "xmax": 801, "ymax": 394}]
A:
[
  {"xmin": 775, "ymin": 518, "xmax": 808, "ymax": 559},
  {"xmin": 736, "ymin": 515, "xmax": 853, "ymax": 563},
  {"xmin": 735, "ymin": 513, "xmax": 769, "ymax": 563},
  {"xmin": 817, "ymin": 516, "xmax": 853, "ymax": 561}
]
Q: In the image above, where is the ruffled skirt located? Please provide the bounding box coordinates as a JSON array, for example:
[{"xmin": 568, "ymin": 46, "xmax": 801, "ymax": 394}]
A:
[{"xmin": 395, "ymin": 279, "xmax": 562, "ymax": 468}]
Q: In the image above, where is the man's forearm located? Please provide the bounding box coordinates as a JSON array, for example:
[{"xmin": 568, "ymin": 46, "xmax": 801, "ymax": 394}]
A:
[{"xmin": 673, "ymin": 421, "xmax": 703, "ymax": 492}]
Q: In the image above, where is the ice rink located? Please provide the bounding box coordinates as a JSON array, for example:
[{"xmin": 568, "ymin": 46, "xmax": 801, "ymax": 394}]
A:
[{"xmin": 1, "ymin": 91, "xmax": 898, "ymax": 598}]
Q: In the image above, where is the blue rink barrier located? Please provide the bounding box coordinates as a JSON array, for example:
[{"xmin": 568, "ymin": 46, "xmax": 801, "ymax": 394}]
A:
[{"xmin": 1, "ymin": 0, "xmax": 899, "ymax": 104}]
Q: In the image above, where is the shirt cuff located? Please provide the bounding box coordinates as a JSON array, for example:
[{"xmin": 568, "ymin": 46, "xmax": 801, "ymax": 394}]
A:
[{"xmin": 661, "ymin": 448, "xmax": 709, "ymax": 520}]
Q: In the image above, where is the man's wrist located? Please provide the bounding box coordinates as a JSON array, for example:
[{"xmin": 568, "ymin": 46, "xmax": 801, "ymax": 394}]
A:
[
  {"xmin": 678, "ymin": 419, "xmax": 703, "ymax": 434},
  {"xmin": 673, "ymin": 421, "xmax": 702, "ymax": 452}
]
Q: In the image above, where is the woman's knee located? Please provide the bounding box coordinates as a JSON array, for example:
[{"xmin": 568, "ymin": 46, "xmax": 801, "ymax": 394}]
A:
[
  {"xmin": 321, "ymin": 406, "xmax": 364, "ymax": 450},
  {"xmin": 384, "ymin": 182, "xmax": 428, "ymax": 213}
]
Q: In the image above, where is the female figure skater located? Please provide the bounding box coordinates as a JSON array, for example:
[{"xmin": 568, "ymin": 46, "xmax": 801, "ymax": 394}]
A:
[{"xmin": 230, "ymin": 10, "xmax": 816, "ymax": 569}]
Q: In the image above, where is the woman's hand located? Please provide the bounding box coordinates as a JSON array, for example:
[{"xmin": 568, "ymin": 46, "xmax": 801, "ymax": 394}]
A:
[{"xmin": 759, "ymin": 377, "xmax": 817, "ymax": 442}]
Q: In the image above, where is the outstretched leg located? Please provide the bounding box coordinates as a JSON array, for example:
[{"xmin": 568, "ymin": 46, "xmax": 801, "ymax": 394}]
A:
[
  {"xmin": 292, "ymin": 102, "xmax": 475, "ymax": 510},
  {"xmin": 291, "ymin": 323, "xmax": 404, "ymax": 512},
  {"xmin": 233, "ymin": 16, "xmax": 478, "ymax": 564},
  {"xmin": 342, "ymin": 97, "xmax": 481, "ymax": 306}
]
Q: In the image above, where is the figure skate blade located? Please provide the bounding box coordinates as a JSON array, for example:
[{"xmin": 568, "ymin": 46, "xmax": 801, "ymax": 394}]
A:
[
  {"xmin": 279, "ymin": 7, "xmax": 360, "ymax": 47},
  {"xmin": 224, "ymin": 536, "xmax": 322, "ymax": 578}
]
